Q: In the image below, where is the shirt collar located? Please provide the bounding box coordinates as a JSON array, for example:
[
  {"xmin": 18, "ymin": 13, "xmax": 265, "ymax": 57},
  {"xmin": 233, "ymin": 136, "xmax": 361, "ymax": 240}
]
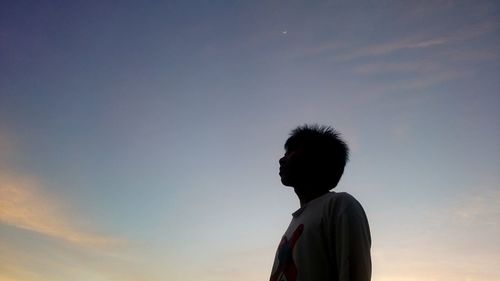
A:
[{"xmin": 291, "ymin": 192, "xmax": 332, "ymax": 217}]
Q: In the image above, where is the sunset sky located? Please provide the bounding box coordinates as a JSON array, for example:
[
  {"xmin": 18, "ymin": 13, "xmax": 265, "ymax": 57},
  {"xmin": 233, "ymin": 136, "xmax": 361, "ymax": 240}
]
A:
[{"xmin": 1, "ymin": 1, "xmax": 499, "ymax": 280}]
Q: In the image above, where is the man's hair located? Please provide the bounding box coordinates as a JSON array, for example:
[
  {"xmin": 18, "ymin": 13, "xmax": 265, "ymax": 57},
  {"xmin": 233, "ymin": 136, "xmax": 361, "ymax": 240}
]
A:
[{"xmin": 284, "ymin": 124, "xmax": 349, "ymax": 189}]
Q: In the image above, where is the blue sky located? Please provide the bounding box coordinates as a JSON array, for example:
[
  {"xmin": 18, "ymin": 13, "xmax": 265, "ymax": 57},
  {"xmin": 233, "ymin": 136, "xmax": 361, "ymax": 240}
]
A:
[{"xmin": 1, "ymin": 1, "xmax": 499, "ymax": 280}]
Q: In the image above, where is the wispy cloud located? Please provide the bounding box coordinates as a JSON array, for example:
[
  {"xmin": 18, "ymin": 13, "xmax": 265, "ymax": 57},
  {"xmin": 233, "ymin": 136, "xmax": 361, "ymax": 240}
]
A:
[
  {"xmin": 372, "ymin": 187, "xmax": 500, "ymax": 281},
  {"xmin": 351, "ymin": 66, "xmax": 471, "ymax": 100},
  {"xmin": 0, "ymin": 129, "xmax": 164, "ymax": 281},
  {"xmin": 0, "ymin": 173, "xmax": 120, "ymax": 248},
  {"xmin": 335, "ymin": 20, "xmax": 498, "ymax": 61},
  {"xmin": 351, "ymin": 60, "xmax": 439, "ymax": 75},
  {"xmin": 336, "ymin": 37, "xmax": 447, "ymax": 61},
  {"xmin": 443, "ymin": 45, "xmax": 500, "ymax": 62},
  {"xmin": 0, "ymin": 129, "xmax": 120, "ymax": 249},
  {"xmin": 420, "ymin": 187, "xmax": 500, "ymax": 228},
  {"xmin": 288, "ymin": 18, "xmax": 498, "ymax": 64},
  {"xmin": 452, "ymin": 189, "xmax": 500, "ymax": 226}
]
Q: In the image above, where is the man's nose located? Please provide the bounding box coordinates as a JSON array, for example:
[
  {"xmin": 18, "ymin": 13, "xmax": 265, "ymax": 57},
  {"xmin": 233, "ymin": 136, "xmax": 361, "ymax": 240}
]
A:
[{"xmin": 279, "ymin": 156, "xmax": 285, "ymax": 165}]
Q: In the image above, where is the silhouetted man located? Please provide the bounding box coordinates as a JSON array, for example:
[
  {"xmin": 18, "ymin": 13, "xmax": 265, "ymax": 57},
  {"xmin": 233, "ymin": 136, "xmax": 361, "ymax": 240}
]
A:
[{"xmin": 270, "ymin": 125, "xmax": 371, "ymax": 281}]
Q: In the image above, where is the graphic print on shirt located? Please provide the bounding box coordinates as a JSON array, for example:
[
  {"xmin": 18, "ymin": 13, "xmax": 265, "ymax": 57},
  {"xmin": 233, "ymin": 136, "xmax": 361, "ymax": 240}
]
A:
[{"xmin": 270, "ymin": 224, "xmax": 304, "ymax": 281}]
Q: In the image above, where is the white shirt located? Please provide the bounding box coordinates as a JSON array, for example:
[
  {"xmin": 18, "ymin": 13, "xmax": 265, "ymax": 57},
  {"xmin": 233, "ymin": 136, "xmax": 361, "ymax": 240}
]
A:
[{"xmin": 270, "ymin": 192, "xmax": 371, "ymax": 281}]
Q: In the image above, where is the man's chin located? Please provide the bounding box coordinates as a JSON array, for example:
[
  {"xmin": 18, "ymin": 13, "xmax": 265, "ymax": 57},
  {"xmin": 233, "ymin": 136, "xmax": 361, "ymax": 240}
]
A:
[{"xmin": 280, "ymin": 177, "xmax": 294, "ymax": 187}]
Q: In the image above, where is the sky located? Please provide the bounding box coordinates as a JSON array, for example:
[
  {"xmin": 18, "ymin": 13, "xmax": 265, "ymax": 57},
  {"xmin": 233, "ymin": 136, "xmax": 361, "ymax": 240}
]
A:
[{"xmin": 0, "ymin": 0, "xmax": 499, "ymax": 280}]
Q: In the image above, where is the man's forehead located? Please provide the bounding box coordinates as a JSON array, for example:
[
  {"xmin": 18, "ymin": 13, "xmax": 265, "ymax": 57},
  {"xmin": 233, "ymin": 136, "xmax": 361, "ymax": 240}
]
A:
[{"xmin": 285, "ymin": 146, "xmax": 308, "ymax": 154}]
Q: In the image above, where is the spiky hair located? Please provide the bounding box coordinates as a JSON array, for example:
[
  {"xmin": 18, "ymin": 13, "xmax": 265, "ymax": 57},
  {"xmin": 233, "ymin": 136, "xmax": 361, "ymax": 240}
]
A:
[{"xmin": 285, "ymin": 124, "xmax": 349, "ymax": 189}]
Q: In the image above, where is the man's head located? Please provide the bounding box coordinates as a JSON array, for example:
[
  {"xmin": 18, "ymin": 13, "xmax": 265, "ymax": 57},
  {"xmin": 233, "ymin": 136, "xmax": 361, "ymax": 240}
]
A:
[{"xmin": 279, "ymin": 124, "xmax": 349, "ymax": 190}]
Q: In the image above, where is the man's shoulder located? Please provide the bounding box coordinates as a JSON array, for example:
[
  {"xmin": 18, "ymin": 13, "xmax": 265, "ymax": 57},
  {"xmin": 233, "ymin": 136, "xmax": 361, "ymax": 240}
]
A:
[
  {"xmin": 323, "ymin": 191, "xmax": 366, "ymax": 215},
  {"xmin": 324, "ymin": 191, "xmax": 359, "ymax": 205}
]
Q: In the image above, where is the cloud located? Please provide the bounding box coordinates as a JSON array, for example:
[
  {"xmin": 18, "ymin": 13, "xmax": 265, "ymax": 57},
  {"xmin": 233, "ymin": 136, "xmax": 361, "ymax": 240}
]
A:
[
  {"xmin": 452, "ymin": 189, "xmax": 500, "ymax": 226},
  {"xmin": 283, "ymin": 18, "xmax": 499, "ymax": 99},
  {"xmin": 351, "ymin": 66, "xmax": 471, "ymax": 100},
  {"xmin": 336, "ymin": 37, "xmax": 446, "ymax": 61},
  {"xmin": 288, "ymin": 18, "xmax": 498, "ymax": 64},
  {"xmin": 416, "ymin": 188, "xmax": 500, "ymax": 235},
  {"xmin": 334, "ymin": 20, "xmax": 498, "ymax": 61},
  {"xmin": 371, "ymin": 186, "xmax": 500, "ymax": 281},
  {"xmin": 443, "ymin": 45, "xmax": 500, "ymax": 62},
  {"xmin": 351, "ymin": 60, "xmax": 439, "ymax": 75},
  {"xmin": 0, "ymin": 128, "xmax": 164, "ymax": 281},
  {"xmin": 0, "ymin": 129, "xmax": 120, "ymax": 250},
  {"xmin": 0, "ymin": 173, "xmax": 120, "ymax": 249},
  {"xmin": 344, "ymin": 40, "xmax": 498, "ymax": 97}
]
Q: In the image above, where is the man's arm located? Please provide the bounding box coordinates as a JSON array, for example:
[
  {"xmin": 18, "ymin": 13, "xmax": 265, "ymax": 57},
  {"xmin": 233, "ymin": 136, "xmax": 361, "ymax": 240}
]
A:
[{"xmin": 335, "ymin": 203, "xmax": 372, "ymax": 281}]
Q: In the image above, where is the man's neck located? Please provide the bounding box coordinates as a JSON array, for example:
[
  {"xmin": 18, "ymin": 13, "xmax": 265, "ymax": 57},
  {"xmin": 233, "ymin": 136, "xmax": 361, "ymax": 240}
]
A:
[{"xmin": 293, "ymin": 186, "xmax": 329, "ymax": 207}]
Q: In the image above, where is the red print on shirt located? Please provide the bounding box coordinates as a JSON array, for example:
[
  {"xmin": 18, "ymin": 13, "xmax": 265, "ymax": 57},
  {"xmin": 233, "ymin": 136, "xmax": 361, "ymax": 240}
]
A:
[{"xmin": 270, "ymin": 224, "xmax": 304, "ymax": 281}]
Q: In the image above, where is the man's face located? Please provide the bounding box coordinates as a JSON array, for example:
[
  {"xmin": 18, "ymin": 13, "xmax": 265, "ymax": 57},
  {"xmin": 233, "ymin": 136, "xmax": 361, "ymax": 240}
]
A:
[{"xmin": 279, "ymin": 147, "xmax": 310, "ymax": 187}]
